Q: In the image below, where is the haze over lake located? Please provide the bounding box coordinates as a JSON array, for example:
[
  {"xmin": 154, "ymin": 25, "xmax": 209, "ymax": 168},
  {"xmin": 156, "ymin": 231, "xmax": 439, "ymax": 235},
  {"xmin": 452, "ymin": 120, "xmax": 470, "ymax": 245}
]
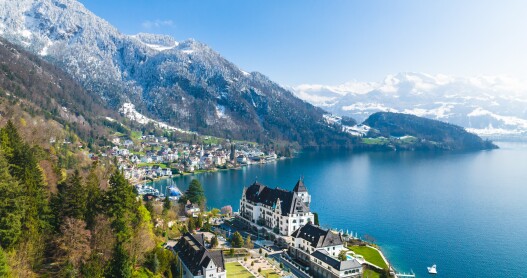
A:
[{"xmin": 151, "ymin": 142, "xmax": 527, "ymax": 277}]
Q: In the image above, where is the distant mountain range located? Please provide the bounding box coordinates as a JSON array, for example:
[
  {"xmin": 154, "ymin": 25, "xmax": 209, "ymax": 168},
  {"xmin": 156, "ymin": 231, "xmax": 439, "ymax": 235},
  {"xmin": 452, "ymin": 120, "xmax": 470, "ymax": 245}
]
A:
[{"xmin": 294, "ymin": 72, "xmax": 527, "ymax": 139}]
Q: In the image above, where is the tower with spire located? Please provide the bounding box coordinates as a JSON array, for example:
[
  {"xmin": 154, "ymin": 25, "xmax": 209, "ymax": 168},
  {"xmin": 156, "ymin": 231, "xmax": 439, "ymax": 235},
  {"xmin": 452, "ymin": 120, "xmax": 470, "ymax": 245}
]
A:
[{"xmin": 293, "ymin": 177, "xmax": 311, "ymax": 207}]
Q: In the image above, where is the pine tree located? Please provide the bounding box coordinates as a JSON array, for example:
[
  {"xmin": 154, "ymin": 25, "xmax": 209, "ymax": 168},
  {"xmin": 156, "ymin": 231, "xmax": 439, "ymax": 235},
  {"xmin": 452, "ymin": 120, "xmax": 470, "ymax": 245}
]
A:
[
  {"xmin": 52, "ymin": 170, "xmax": 88, "ymax": 229},
  {"xmin": 313, "ymin": 212, "xmax": 319, "ymax": 226},
  {"xmin": 244, "ymin": 235, "xmax": 253, "ymax": 249},
  {"xmin": 106, "ymin": 242, "xmax": 132, "ymax": 278},
  {"xmin": 106, "ymin": 169, "xmax": 137, "ymax": 240},
  {"xmin": 0, "ymin": 120, "xmax": 22, "ymax": 163},
  {"xmin": 231, "ymin": 232, "xmax": 244, "ymax": 248},
  {"xmin": 0, "ymin": 246, "xmax": 11, "ymax": 277},
  {"xmin": 163, "ymin": 195, "xmax": 171, "ymax": 212},
  {"xmin": 196, "ymin": 214, "xmax": 203, "ymax": 229},
  {"xmin": 210, "ymin": 236, "xmax": 218, "ymax": 248},
  {"xmin": 0, "ymin": 150, "xmax": 23, "ymax": 249},
  {"xmin": 85, "ymin": 166, "xmax": 102, "ymax": 230},
  {"xmin": 187, "ymin": 218, "xmax": 195, "ymax": 233},
  {"xmin": 181, "ymin": 179, "xmax": 205, "ymax": 208}
]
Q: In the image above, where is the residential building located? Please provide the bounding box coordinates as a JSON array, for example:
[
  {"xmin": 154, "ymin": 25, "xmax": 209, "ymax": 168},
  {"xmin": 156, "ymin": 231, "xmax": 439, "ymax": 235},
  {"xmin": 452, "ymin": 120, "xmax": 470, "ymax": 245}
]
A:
[
  {"xmin": 239, "ymin": 179, "xmax": 314, "ymax": 236},
  {"xmin": 185, "ymin": 200, "xmax": 201, "ymax": 217},
  {"xmin": 173, "ymin": 233, "xmax": 227, "ymax": 278},
  {"xmin": 289, "ymin": 223, "xmax": 362, "ymax": 278}
]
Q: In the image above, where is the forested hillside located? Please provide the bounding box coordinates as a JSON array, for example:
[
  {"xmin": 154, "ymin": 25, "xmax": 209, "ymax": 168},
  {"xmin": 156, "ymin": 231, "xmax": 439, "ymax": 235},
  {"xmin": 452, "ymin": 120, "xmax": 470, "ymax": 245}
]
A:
[
  {"xmin": 363, "ymin": 112, "xmax": 498, "ymax": 151},
  {"xmin": 0, "ymin": 121, "xmax": 181, "ymax": 277}
]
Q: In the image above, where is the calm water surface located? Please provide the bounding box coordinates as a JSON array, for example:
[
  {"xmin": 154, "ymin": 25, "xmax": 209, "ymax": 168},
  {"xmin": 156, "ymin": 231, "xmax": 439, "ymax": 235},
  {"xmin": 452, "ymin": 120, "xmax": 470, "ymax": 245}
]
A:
[{"xmin": 151, "ymin": 142, "xmax": 527, "ymax": 277}]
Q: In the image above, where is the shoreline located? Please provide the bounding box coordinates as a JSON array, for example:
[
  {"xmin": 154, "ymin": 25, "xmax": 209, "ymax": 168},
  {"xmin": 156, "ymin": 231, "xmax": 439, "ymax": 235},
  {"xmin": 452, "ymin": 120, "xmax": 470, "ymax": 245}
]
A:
[{"xmin": 131, "ymin": 157, "xmax": 289, "ymax": 186}]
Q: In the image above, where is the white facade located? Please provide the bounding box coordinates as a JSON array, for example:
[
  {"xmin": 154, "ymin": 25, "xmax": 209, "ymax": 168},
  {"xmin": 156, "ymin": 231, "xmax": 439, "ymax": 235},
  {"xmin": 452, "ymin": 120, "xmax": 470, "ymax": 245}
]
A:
[
  {"xmin": 239, "ymin": 181, "xmax": 314, "ymax": 236},
  {"xmin": 181, "ymin": 257, "xmax": 226, "ymax": 278},
  {"xmin": 292, "ymin": 235, "xmax": 344, "ymax": 258}
]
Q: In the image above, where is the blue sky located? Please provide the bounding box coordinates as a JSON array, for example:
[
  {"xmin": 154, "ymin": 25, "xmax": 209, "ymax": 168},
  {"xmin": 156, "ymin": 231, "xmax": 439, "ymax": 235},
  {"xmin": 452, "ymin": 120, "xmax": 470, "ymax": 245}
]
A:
[{"xmin": 79, "ymin": 0, "xmax": 527, "ymax": 86}]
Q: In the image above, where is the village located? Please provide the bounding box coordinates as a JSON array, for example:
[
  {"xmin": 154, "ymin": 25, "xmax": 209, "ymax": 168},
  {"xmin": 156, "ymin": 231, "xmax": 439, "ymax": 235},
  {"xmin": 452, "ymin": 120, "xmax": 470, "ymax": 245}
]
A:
[{"xmin": 92, "ymin": 133, "xmax": 282, "ymax": 188}]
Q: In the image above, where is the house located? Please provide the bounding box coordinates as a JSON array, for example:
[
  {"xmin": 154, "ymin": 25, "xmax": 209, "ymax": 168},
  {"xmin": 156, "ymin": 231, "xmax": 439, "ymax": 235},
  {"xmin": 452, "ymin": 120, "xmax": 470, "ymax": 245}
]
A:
[
  {"xmin": 239, "ymin": 179, "xmax": 314, "ymax": 236},
  {"xmin": 172, "ymin": 233, "xmax": 226, "ymax": 278},
  {"xmin": 185, "ymin": 200, "xmax": 201, "ymax": 217},
  {"xmin": 289, "ymin": 223, "xmax": 362, "ymax": 278},
  {"xmin": 236, "ymin": 155, "xmax": 247, "ymax": 164},
  {"xmin": 213, "ymin": 155, "xmax": 226, "ymax": 166},
  {"xmin": 141, "ymin": 156, "xmax": 153, "ymax": 163},
  {"xmin": 123, "ymin": 140, "xmax": 134, "ymax": 148}
]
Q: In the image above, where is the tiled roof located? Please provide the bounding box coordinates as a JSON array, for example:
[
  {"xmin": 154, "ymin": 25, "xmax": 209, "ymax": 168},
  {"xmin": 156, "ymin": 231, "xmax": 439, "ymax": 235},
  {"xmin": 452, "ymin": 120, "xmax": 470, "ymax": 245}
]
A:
[
  {"xmin": 173, "ymin": 233, "xmax": 225, "ymax": 276},
  {"xmin": 244, "ymin": 181, "xmax": 309, "ymax": 216},
  {"xmin": 293, "ymin": 179, "xmax": 308, "ymax": 192},
  {"xmin": 291, "ymin": 223, "xmax": 343, "ymax": 248},
  {"xmin": 311, "ymin": 249, "xmax": 362, "ymax": 271}
]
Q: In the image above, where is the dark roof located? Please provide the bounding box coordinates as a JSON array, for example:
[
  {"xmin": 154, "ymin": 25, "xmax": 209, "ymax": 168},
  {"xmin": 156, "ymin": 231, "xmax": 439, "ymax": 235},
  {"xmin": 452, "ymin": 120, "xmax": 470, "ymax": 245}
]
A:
[
  {"xmin": 173, "ymin": 233, "xmax": 225, "ymax": 276},
  {"xmin": 244, "ymin": 181, "xmax": 309, "ymax": 216},
  {"xmin": 311, "ymin": 250, "xmax": 362, "ymax": 271},
  {"xmin": 291, "ymin": 223, "xmax": 343, "ymax": 248},
  {"xmin": 293, "ymin": 179, "xmax": 308, "ymax": 193}
]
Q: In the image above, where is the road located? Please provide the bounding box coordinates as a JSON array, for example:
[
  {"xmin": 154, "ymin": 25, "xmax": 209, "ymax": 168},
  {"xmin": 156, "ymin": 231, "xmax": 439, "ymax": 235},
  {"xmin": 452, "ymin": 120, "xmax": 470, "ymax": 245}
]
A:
[{"xmin": 269, "ymin": 252, "xmax": 311, "ymax": 278}]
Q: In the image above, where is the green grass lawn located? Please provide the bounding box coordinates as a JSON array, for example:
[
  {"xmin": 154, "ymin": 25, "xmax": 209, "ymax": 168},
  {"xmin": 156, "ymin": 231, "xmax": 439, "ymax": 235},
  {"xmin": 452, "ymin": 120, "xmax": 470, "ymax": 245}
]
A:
[
  {"xmin": 362, "ymin": 268, "xmax": 381, "ymax": 278},
  {"xmin": 260, "ymin": 269, "xmax": 280, "ymax": 278},
  {"xmin": 136, "ymin": 163, "xmax": 169, "ymax": 168},
  {"xmin": 348, "ymin": 246, "xmax": 388, "ymax": 269},
  {"xmin": 226, "ymin": 262, "xmax": 254, "ymax": 278},
  {"xmin": 361, "ymin": 137, "xmax": 390, "ymax": 145}
]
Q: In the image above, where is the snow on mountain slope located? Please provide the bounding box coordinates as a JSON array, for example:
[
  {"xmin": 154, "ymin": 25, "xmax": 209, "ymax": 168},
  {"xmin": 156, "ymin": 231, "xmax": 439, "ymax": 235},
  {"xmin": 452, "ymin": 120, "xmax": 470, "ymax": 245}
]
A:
[
  {"xmin": 0, "ymin": 0, "xmax": 355, "ymax": 146},
  {"xmin": 294, "ymin": 73, "xmax": 527, "ymax": 137}
]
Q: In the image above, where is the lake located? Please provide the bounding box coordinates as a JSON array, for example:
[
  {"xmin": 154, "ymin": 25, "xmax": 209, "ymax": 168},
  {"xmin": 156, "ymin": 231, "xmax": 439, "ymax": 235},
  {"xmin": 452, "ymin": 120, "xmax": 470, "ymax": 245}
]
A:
[{"xmin": 150, "ymin": 142, "xmax": 527, "ymax": 277}]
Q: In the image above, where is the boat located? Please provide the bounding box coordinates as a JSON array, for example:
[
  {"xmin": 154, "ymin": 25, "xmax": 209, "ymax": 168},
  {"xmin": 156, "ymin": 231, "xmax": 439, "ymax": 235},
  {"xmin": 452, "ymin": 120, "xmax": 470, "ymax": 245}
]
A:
[{"xmin": 427, "ymin": 264, "xmax": 437, "ymax": 274}]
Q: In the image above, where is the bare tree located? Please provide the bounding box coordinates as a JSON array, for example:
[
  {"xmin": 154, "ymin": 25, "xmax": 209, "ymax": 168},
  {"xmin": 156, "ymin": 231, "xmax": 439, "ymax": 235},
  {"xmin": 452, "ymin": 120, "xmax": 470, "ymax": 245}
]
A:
[{"xmin": 54, "ymin": 218, "xmax": 92, "ymax": 270}]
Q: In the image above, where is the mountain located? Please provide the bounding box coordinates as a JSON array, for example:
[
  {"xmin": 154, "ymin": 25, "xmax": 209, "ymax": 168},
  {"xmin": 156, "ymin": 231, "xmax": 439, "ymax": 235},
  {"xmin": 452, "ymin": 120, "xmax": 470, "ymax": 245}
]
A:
[
  {"xmin": 0, "ymin": 0, "xmax": 356, "ymax": 147},
  {"xmin": 363, "ymin": 112, "xmax": 497, "ymax": 151},
  {"xmin": 294, "ymin": 73, "xmax": 527, "ymax": 139},
  {"xmin": 0, "ymin": 37, "xmax": 120, "ymax": 144}
]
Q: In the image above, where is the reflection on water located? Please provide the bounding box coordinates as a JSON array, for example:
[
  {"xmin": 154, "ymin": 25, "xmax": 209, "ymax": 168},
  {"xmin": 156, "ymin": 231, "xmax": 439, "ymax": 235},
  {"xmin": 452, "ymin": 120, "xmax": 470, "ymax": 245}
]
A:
[{"xmin": 150, "ymin": 143, "xmax": 527, "ymax": 277}]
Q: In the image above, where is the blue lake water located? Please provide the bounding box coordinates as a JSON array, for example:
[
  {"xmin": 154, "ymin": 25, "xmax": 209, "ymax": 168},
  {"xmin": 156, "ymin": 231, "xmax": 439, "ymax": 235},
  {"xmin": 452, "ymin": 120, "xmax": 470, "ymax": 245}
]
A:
[{"xmin": 150, "ymin": 142, "xmax": 527, "ymax": 277}]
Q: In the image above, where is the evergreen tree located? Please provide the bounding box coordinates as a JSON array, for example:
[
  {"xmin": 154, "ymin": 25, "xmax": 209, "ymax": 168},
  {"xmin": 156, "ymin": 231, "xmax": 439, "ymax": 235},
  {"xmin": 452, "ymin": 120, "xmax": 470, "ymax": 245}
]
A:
[
  {"xmin": 230, "ymin": 144, "xmax": 235, "ymax": 161},
  {"xmin": 106, "ymin": 242, "xmax": 132, "ymax": 278},
  {"xmin": 52, "ymin": 169, "xmax": 88, "ymax": 229},
  {"xmin": 244, "ymin": 235, "xmax": 253, "ymax": 249},
  {"xmin": 210, "ymin": 236, "xmax": 218, "ymax": 248},
  {"xmin": 196, "ymin": 214, "xmax": 203, "ymax": 229},
  {"xmin": 313, "ymin": 212, "xmax": 319, "ymax": 226},
  {"xmin": 106, "ymin": 169, "xmax": 137, "ymax": 241},
  {"xmin": 85, "ymin": 165, "xmax": 102, "ymax": 230},
  {"xmin": 230, "ymin": 232, "xmax": 244, "ymax": 248},
  {"xmin": 0, "ymin": 246, "xmax": 10, "ymax": 278},
  {"xmin": 179, "ymin": 179, "xmax": 206, "ymax": 208},
  {"xmin": 0, "ymin": 120, "xmax": 22, "ymax": 163},
  {"xmin": 187, "ymin": 218, "xmax": 195, "ymax": 233},
  {"xmin": 145, "ymin": 252, "xmax": 160, "ymax": 274},
  {"xmin": 0, "ymin": 150, "xmax": 22, "ymax": 249},
  {"xmin": 163, "ymin": 195, "xmax": 171, "ymax": 212}
]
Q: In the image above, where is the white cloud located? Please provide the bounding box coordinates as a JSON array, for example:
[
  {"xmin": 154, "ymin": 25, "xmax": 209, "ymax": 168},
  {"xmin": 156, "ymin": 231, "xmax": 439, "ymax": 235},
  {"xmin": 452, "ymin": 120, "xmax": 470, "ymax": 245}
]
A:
[
  {"xmin": 294, "ymin": 73, "xmax": 527, "ymax": 98},
  {"xmin": 141, "ymin": 19, "xmax": 175, "ymax": 30}
]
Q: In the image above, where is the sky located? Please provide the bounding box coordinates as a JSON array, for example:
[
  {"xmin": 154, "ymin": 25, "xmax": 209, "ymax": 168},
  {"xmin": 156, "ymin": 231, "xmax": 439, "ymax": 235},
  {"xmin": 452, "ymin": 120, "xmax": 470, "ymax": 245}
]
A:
[{"xmin": 79, "ymin": 0, "xmax": 527, "ymax": 86}]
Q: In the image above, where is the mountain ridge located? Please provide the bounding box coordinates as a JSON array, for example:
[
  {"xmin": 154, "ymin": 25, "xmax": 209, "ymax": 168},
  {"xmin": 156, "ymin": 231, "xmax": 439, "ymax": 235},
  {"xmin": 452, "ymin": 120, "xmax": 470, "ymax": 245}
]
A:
[
  {"xmin": 0, "ymin": 0, "xmax": 359, "ymax": 147},
  {"xmin": 294, "ymin": 72, "xmax": 527, "ymax": 138}
]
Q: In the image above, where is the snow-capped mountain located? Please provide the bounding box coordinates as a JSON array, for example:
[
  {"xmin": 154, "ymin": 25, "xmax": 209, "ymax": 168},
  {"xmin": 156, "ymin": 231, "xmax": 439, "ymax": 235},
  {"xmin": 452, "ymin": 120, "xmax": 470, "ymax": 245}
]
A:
[
  {"xmin": 0, "ymin": 0, "xmax": 355, "ymax": 146},
  {"xmin": 294, "ymin": 73, "xmax": 527, "ymax": 138}
]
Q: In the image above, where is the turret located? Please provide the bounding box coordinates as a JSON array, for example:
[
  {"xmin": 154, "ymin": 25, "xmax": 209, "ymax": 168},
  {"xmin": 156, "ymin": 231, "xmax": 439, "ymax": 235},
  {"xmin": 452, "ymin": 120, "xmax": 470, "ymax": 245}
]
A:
[{"xmin": 293, "ymin": 178, "xmax": 311, "ymax": 207}]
